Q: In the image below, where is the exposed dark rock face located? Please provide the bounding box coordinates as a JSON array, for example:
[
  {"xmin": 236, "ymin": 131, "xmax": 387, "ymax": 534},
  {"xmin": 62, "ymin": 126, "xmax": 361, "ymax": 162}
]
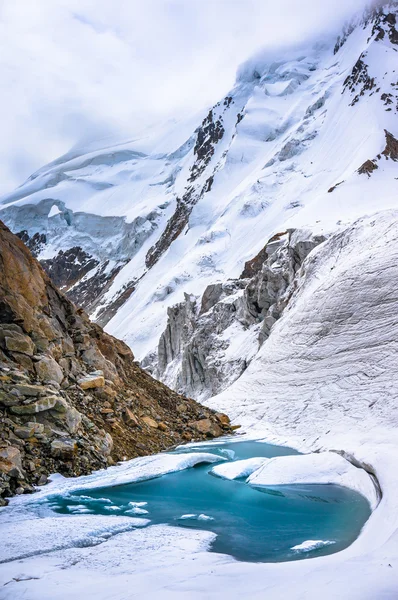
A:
[
  {"xmin": 146, "ymin": 196, "xmax": 192, "ymax": 269},
  {"xmin": 334, "ymin": 22, "xmax": 356, "ymax": 54},
  {"xmin": 358, "ymin": 159, "xmax": 379, "ymax": 176},
  {"xmin": 343, "ymin": 56, "xmax": 376, "ymax": 105},
  {"xmin": 0, "ymin": 199, "xmax": 161, "ymax": 327},
  {"xmin": 41, "ymin": 247, "xmax": 99, "ymax": 290},
  {"xmin": 94, "ymin": 279, "xmax": 137, "ymax": 328},
  {"xmin": 0, "ymin": 221, "xmax": 231, "ymax": 505},
  {"xmin": 189, "ymin": 109, "xmax": 225, "ymax": 182},
  {"xmin": 343, "ymin": 8, "xmax": 398, "ymax": 108},
  {"xmin": 66, "ymin": 260, "xmax": 127, "ymax": 317},
  {"xmin": 327, "ymin": 181, "xmax": 344, "ymax": 193},
  {"xmin": 240, "ymin": 232, "xmax": 288, "ymax": 279},
  {"xmin": 382, "ymin": 129, "xmax": 398, "ymax": 160},
  {"xmin": 16, "ymin": 230, "xmax": 47, "ymax": 256},
  {"xmin": 371, "ymin": 10, "xmax": 398, "ymax": 45},
  {"xmin": 358, "ymin": 130, "xmax": 398, "ymax": 177},
  {"xmin": 246, "ymin": 230, "xmax": 326, "ymax": 344},
  {"xmin": 145, "ymin": 103, "xmax": 228, "ymax": 269}
]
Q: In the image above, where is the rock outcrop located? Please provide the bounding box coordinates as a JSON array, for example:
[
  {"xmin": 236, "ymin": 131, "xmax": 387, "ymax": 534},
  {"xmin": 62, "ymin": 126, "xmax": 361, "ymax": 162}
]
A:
[
  {"xmin": 0, "ymin": 221, "xmax": 231, "ymax": 505},
  {"xmin": 153, "ymin": 229, "xmax": 326, "ymax": 400}
]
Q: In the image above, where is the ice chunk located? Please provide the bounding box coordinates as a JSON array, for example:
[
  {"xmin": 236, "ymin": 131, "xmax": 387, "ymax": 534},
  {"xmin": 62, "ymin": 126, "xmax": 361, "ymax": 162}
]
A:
[
  {"xmin": 219, "ymin": 449, "xmax": 235, "ymax": 460},
  {"xmin": 125, "ymin": 507, "xmax": 149, "ymax": 515},
  {"xmin": 291, "ymin": 540, "xmax": 335, "ymax": 552},
  {"xmin": 178, "ymin": 514, "xmax": 214, "ymax": 522},
  {"xmin": 67, "ymin": 505, "xmax": 93, "ymax": 514},
  {"xmin": 211, "ymin": 457, "xmax": 268, "ymax": 480}
]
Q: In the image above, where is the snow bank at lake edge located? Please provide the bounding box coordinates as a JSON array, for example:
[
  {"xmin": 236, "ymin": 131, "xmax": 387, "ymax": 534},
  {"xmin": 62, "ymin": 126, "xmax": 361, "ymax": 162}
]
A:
[{"xmin": 247, "ymin": 452, "xmax": 379, "ymax": 510}]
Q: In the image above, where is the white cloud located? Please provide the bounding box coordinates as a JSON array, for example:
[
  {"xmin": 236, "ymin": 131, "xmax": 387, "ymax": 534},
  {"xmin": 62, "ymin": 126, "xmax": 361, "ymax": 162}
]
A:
[{"xmin": 0, "ymin": 0, "xmax": 368, "ymax": 195}]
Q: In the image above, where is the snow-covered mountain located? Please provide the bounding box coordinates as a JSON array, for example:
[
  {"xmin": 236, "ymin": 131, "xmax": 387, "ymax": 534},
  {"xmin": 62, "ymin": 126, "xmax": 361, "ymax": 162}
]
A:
[{"xmin": 0, "ymin": 1, "xmax": 397, "ymax": 400}]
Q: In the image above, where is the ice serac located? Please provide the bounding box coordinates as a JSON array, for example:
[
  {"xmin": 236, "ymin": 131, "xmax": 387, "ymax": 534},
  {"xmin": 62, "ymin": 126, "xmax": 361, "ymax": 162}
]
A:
[
  {"xmin": 0, "ymin": 2, "xmax": 397, "ymax": 367},
  {"xmin": 0, "ymin": 221, "xmax": 231, "ymax": 504},
  {"xmin": 153, "ymin": 228, "xmax": 325, "ymax": 400}
]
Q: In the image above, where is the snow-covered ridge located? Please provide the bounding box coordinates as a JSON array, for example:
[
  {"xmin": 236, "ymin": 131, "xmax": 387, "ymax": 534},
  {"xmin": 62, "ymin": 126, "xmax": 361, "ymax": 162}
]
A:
[{"xmin": 0, "ymin": 2, "xmax": 397, "ymax": 359}]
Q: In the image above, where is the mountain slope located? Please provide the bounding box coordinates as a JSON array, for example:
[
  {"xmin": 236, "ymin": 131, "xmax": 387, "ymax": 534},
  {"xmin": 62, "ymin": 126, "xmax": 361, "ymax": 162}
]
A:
[
  {"xmin": 0, "ymin": 1, "xmax": 397, "ymax": 377},
  {"xmin": 0, "ymin": 221, "xmax": 230, "ymax": 505}
]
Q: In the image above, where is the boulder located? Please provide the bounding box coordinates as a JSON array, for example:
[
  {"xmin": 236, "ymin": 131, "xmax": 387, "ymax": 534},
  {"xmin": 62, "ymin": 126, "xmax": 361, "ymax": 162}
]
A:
[
  {"xmin": 215, "ymin": 412, "xmax": 230, "ymax": 426},
  {"xmin": 78, "ymin": 372, "xmax": 105, "ymax": 390},
  {"xmin": 10, "ymin": 383, "xmax": 49, "ymax": 397},
  {"xmin": 3, "ymin": 332, "xmax": 35, "ymax": 356},
  {"xmin": 97, "ymin": 432, "xmax": 113, "ymax": 457},
  {"xmin": 51, "ymin": 397, "xmax": 83, "ymax": 434},
  {"xmin": 50, "ymin": 438, "xmax": 78, "ymax": 459},
  {"xmin": 142, "ymin": 416, "xmax": 158, "ymax": 429},
  {"xmin": 10, "ymin": 395, "xmax": 58, "ymax": 415},
  {"xmin": 65, "ymin": 407, "xmax": 82, "ymax": 433},
  {"xmin": 14, "ymin": 423, "xmax": 43, "ymax": 439},
  {"xmin": 35, "ymin": 356, "xmax": 64, "ymax": 384},
  {"xmin": 0, "ymin": 390, "xmax": 20, "ymax": 407},
  {"xmin": 0, "ymin": 446, "xmax": 24, "ymax": 478},
  {"xmin": 0, "ymin": 324, "xmax": 23, "ymax": 336},
  {"xmin": 123, "ymin": 408, "xmax": 140, "ymax": 427},
  {"xmin": 191, "ymin": 418, "xmax": 223, "ymax": 438},
  {"xmin": 9, "ymin": 352, "xmax": 33, "ymax": 371}
]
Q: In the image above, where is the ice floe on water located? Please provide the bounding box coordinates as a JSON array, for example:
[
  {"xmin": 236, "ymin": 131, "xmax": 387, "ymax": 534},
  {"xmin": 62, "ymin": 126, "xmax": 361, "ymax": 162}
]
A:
[
  {"xmin": 291, "ymin": 540, "xmax": 336, "ymax": 552},
  {"xmin": 67, "ymin": 505, "xmax": 93, "ymax": 514},
  {"xmin": 127, "ymin": 501, "xmax": 149, "ymax": 515},
  {"xmin": 178, "ymin": 514, "xmax": 215, "ymax": 522},
  {"xmin": 125, "ymin": 507, "xmax": 149, "ymax": 516},
  {"xmin": 75, "ymin": 495, "xmax": 112, "ymax": 504}
]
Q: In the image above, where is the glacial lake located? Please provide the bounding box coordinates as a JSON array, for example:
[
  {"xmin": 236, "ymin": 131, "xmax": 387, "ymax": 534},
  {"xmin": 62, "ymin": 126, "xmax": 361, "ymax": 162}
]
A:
[{"xmin": 44, "ymin": 440, "xmax": 371, "ymax": 563}]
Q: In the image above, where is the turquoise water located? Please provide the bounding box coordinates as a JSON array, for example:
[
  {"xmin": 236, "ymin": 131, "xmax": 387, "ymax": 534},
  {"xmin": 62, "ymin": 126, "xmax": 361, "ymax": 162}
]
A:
[{"xmin": 45, "ymin": 441, "xmax": 371, "ymax": 562}]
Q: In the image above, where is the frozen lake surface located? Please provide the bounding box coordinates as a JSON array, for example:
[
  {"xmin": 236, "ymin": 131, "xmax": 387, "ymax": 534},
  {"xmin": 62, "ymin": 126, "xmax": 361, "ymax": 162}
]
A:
[{"xmin": 43, "ymin": 441, "xmax": 371, "ymax": 562}]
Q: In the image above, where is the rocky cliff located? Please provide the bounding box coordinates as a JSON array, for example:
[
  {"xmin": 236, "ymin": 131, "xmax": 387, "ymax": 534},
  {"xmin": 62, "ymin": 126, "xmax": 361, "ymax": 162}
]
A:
[{"xmin": 0, "ymin": 221, "xmax": 231, "ymax": 505}]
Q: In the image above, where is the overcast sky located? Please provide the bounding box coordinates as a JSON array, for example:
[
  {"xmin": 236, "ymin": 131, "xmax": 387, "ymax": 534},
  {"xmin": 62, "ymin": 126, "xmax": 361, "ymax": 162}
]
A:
[{"xmin": 0, "ymin": 0, "xmax": 369, "ymax": 195}]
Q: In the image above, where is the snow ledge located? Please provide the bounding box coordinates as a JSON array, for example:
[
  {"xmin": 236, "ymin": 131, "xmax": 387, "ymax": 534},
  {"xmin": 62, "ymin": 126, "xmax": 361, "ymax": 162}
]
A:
[{"xmin": 247, "ymin": 451, "xmax": 380, "ymax": 510}]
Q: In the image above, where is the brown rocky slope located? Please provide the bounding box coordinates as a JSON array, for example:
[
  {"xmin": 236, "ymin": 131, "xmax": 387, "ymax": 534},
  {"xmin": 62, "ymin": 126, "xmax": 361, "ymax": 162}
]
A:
[{"xmin": 0, "ymin": 220, "xmax": 231, "ymax": 505}]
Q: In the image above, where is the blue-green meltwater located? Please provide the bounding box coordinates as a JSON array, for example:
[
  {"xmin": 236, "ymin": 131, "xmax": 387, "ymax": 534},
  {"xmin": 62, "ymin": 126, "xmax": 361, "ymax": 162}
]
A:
[{"xmin": 45, "ymin": 441, "xmax": 371, "ymax": 563}]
